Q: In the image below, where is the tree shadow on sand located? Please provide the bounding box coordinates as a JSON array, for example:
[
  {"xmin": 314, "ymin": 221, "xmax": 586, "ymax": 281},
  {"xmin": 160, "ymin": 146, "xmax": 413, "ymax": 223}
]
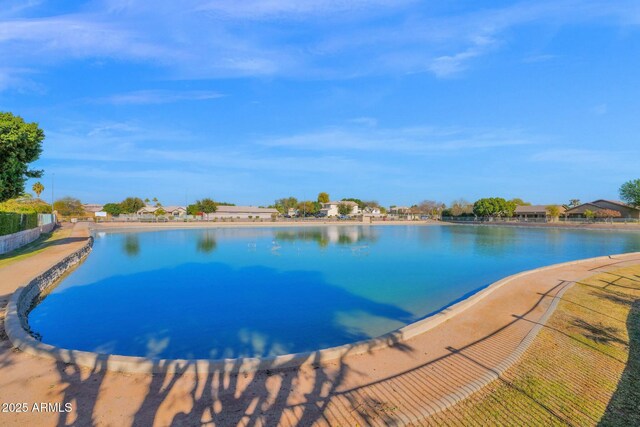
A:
[
  {"xmin": 598, "ymin": 298, "xmax": 640, "ymax": 426},
  {"xmin": 20, "ymin": 261, "xmax": 419, "ymax": 425}
]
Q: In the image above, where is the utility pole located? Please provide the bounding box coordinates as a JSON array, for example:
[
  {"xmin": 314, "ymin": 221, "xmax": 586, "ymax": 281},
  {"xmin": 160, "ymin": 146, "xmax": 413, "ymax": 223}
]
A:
[{"xmin": 51, "ymin": 173, "xmax": 55, "ymax": 210}]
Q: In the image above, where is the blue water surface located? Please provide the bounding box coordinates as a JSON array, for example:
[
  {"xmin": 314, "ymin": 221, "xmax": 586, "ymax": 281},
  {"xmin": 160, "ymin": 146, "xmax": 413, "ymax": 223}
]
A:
[{"xmin": 28, "ymin": 225, "xmax": 640, "ymax": 359}]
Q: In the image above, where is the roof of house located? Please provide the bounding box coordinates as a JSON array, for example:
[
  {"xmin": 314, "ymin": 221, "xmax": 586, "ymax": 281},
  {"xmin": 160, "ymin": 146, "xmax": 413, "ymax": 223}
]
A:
[
  {"xmin": 515, "ymin": 205, "xmax": 566, "ymax": 214},
  {"xmin": 593, "ymin": 199, "xmax": 638, "ymax": 209},
  {"xmin": 215, "ymin": 205, "xmax": 278, "ymax": 214},
  {"xmin": 164, "ymin": 206, "xmax": 186, "ymax": 212},
  {"xmin": 324, "ymin": 201, "xmax": 358, "ymax": 206},
  {"xmin": 82, "ymin": 204, "xmax": 104, "ymax": 213},
  {"xmin": 565, "ymin": 200, "xmax": 640, "ymax": 214},
  {"xmin": 137, "ymin": 205, "xmax": 186, "ymax": 213}
]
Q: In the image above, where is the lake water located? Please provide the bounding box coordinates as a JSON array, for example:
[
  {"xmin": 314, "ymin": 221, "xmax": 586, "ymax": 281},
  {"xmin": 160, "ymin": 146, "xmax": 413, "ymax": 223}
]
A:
[{"xmin": 28, "ymin": 225, "xmax": 640, "ymax": 359}]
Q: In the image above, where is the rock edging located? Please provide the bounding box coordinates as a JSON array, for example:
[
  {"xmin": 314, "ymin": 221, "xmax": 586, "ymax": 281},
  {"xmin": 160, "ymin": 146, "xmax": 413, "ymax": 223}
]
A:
[{"xmin": 5, "ymin": 237, "xmax": 93, "ymax": 351}]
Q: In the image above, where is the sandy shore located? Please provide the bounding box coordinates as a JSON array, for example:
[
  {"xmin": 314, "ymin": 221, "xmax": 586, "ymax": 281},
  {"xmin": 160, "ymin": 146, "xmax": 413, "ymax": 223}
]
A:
[{"xmin": 1, "ymin": 222, "xmax": 639, "ymax": 426}]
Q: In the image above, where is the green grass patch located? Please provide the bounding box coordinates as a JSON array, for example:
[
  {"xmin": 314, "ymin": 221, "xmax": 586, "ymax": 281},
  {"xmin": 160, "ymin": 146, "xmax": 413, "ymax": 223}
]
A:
[
  {"xmin": 0, "ymin": 226, "xmax": 71, "ymax": 268},
  {"xmin": 432, "ymin": 264, "xmax": 640, "ymax": 426}
]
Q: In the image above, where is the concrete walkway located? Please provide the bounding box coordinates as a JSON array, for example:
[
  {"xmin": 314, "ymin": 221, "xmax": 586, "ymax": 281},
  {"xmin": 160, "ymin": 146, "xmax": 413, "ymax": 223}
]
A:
[{"xmin": 1, "ymin": 222, "xmax": 639, "ymax": 426}]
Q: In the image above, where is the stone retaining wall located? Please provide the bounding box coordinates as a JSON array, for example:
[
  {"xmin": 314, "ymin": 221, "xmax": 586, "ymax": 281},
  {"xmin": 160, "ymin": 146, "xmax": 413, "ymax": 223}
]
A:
[
  {"xmin": 0, "ymin": 222, "xmax": 57, "ymax": 255},
  {"xmin": 12, "ymin": 237, "xmax": 93, "ymax": 333}
]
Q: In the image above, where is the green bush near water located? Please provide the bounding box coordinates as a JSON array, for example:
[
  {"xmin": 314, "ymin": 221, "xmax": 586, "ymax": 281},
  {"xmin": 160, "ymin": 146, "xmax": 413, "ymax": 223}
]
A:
[{"xmin": 0, "ymin": 212, "xmax": 38, "ymax": 236}]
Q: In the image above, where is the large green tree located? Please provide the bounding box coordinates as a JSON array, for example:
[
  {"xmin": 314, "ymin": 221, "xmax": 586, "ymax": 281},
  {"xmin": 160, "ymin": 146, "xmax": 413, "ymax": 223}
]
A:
[
  {"xmin": 338, "ymin": 203, "xmax": 352, "ymax": 216},
  {"xmin": 102, "ymin": 203, "xmax": 122, "ymax": 216},
  {"xmin": 120, "ymin": 197, "xmax": 145, "ymax": 214},
  {"xmin": 188, "ymin": 198, "xmax": 218, "ymax": 215},
  {"xmin": 546, "ymin": 205, "xmax": 561, "ymax": 221},
  {"xmin": 510, "ymin": 198, "xmax": 531, "ymax": 206},
  {"xmin": 0, "ymin": 112, "xmax": 45, "ymax": 202},
  {"xmin": 274, "ymin": 197, "xmax": 298, "ymax": 214},
  {"xmin": 619, "ymin": 179, "xmax": 640, "ymax": 207},
  {"xmin": 317, "ymin": 192, "xmax": 330, "ymax": 203},
  {"xmin": 297, "ymin": 201, "xmax": 319, "ymax": 216},
  {"xmin": 53, "ymin": 197, "xmax": 84, "ymax": 216},
  {"xmin": 198, "ymin": 198, "xmax": 218, "ymax": 213},
  {"xmin": 473, "ymin": 197, "xmax": 516, "ymax": 218}
]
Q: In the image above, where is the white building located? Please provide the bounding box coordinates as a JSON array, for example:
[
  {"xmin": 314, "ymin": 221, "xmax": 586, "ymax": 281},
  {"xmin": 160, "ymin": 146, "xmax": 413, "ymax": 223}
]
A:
[
  {"xmin": 362, "ymin": 206, "xmax": 382, "ymax": 216},
  {"xmin": 137, "ymin": 205, "xmax": 187, "ymax": 217},
  {"xmin": 82, "ymin": 204, "xmax": 104, "ymax": 217},
  {"xmin": 205, "ymin": 205, "xmax": 279, "ymax": 220},
  {"xmin": 319, "ymin": 201, "xmax": 360, "ymax": 217}
]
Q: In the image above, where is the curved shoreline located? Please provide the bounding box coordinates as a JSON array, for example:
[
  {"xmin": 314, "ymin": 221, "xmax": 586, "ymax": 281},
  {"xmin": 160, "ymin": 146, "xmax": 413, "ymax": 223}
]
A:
[{"xmin": 5, "ymin": 226, "xmax": 639, "ymax": 375}]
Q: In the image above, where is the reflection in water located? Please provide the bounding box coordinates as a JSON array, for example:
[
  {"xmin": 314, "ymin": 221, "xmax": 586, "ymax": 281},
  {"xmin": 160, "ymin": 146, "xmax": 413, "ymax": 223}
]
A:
[
  {"xmin": 123, "ymin": 235, "xmax": 140, "ymax": 256},
  {"xmin": 473, "ymin": 226, "xmax": 517, "ymax": 256},
  {"xmin": 274, "ymin": 226, "xmax": 378, "ymax": 246},
  {"xmin": 197, "ymin": 232, "xmax": 217, "ymax": 254},
  {"xmin": 623, "ymin": 233, "xmax": 640, "ymax": 254}
]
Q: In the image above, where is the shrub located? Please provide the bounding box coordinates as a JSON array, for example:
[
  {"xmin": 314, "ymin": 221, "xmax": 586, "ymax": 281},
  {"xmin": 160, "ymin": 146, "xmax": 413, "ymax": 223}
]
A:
[{"xmin": 0, "ymin": 212, "xmax": 38, "ymax": 236}]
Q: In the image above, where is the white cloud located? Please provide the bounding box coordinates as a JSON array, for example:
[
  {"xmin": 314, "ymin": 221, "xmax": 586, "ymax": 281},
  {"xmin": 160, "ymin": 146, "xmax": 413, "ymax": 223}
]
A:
[
  {"xmin": 0, "ymin": 67, "xmax": 44, "ymax": 93},
  {"xmin": 427, "ymin": 48, "xmax": 485, "ymax": 77},
  {"xmin": 0, "ymin": 0, "xmax": 638, "ymax": 86},
  {"xmin": 0, "ymin": 0, "xmax": 43, "ymax": 19},
  {"xmin": 530, "ymin": 149, "xmax": 639, "ymax": 173},
  {"xmin": 590, "ymin": 103, "xmax": 608, "ymax": 116},
  {"xmin": 194, "ymin": 0, "xmax": 415, "ymax": 20},
  {"xmin": 260, "ymin": 125, "xmax": 534, "ymax": 154},
  {"xmin": 95, "ymin": 90, "xmax": 224, "ymax": 105},
  {"xmin": 0, "ymin": 16, "xmax": 172, "ymax": 61},
  {"xmin": 348, "ymin": 117, "xmax": 378, "ymax": 127}
]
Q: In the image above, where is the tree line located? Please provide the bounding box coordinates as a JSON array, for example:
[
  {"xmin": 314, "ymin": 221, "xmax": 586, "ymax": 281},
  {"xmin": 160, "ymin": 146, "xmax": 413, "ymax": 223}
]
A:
[
  {"xmin": 270, "ymin": 193, "xmax": 385, "ymax": 217},
  {"xmin": 2, "ymin": 112, "xmax": 640, "ymax": 217}
]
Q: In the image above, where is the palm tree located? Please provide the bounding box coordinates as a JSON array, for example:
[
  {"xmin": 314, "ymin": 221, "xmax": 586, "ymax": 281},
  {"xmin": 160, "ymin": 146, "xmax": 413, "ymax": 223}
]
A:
[{"xmin": 32, "ymin": 181, "xmax": 44, "ymax": 199}]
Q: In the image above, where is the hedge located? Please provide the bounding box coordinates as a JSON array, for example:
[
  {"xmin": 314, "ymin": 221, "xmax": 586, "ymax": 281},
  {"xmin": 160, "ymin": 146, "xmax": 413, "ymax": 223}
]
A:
[{"xmin": 0, "ymin": 212, "xmax": 38, "ymax": 236}]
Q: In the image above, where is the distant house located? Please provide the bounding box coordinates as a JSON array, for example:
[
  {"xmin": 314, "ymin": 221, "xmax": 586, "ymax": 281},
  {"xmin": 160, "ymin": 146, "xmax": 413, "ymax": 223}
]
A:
[
  {"xmin": 137, "ymin": 205, "xmax": 187, "ymax": 217},
  {"xmin": 515, "ymin": 205, "xmax": 566, "ymax": 220},
  {"xmin": 319, "ymin": 201, "xmax": 360, "ymax": 217},
  {"xmin": 564, "ymin": 200, "xmax": 640, "ymax": 219},
  {"xmin": 206, "ymin": 205, "xmax": 278, "ymax": 220},
  {"xmin": 388, "ymin": 206, "xmax": 419, "ymax": 220},
  {"xmin": 362, "ymin": 206, "xmax": 381, "ymax": 216},
  {"xmin": 389, "ymin": 206, "xmax": 410, "ymax": 215},
  {"xmin": 82, "ymin": 204, "xmax": 104, "ymax": 217}
]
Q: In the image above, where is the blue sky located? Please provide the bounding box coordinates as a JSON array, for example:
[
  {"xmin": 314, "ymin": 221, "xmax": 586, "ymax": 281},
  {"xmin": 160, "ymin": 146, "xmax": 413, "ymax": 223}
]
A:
[{"xmin": 1, "ymin": 0, "xmax": 639, "ymax": 207}]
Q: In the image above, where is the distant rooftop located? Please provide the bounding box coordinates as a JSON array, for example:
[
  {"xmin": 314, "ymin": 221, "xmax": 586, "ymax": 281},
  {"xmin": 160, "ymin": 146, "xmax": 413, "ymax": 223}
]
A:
[{"xmin": 216, "ymin": 205, "xmax": 278, "ymax": 213}]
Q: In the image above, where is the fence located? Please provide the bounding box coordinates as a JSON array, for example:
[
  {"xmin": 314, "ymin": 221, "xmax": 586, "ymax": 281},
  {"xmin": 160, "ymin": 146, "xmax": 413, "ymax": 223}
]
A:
[
  {"xmin": 38, "ymin": 213, "xmax": 56, "ymax": 226},
  {"xmin": 0, "ymin": 212, "xmax": 38, "ymax": 236},
  {"xmin": 0, "ymin": 213, "xmax": 57, "ymax": 255},
  {"xmin": 442, "ymin": 216, "xmax": 640, "ymax": 224}
]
